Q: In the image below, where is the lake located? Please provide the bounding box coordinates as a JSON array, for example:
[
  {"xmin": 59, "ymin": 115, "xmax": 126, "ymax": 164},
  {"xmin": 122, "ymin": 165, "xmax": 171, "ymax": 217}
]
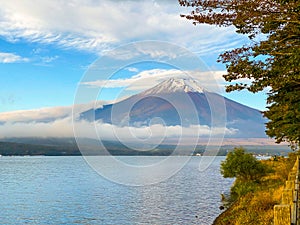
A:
[{"xmin": 0, "ymin": 156, "xmax": 234, "ymax": 225}]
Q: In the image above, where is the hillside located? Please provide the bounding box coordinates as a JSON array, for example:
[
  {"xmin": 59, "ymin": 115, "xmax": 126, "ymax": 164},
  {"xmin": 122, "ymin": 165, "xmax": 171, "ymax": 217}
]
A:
[
  {"xmin": 213, "ymin": 154, "xmax": 297, "ymax": 224},
  {"xmin": 0, "ymin": 141, "xmax": 81, "ymax": 156}
]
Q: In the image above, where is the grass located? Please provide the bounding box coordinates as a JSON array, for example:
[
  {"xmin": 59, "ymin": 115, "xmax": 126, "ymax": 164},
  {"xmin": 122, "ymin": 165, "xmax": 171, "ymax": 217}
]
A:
[{"xmin": 213, "ymin": 153, "xmax": 298, "ymax": 225}]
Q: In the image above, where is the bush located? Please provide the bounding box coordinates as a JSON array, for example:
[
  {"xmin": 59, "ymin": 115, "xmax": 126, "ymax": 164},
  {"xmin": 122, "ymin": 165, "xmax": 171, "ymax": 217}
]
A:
[{"xmin": 221, "ymin": 147, "xmax": 270, "ymax": 182}]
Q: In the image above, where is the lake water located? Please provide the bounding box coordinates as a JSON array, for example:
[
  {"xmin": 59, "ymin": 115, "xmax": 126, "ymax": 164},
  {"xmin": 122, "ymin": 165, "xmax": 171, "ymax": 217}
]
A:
[{"xmin": 0, "ymin": 156, "xmax": 233, "ymax": 225}]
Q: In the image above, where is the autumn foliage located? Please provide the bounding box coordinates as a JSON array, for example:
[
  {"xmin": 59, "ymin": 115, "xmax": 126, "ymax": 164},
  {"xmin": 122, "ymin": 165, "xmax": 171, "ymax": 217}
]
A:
[{"xmin": 179, "ymin": 0, "xmax": 300, "ymax": 149}]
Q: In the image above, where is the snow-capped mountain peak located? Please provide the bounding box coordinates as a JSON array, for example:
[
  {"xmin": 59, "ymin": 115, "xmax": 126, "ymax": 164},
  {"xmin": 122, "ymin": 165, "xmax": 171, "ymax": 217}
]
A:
[
  {"xmin": 141, "ymin": 78, "xmax": 205, "ymax": 95},
  {"xmin": 81, "ymin": 76, "xmax": 267, "ymax": 138}
]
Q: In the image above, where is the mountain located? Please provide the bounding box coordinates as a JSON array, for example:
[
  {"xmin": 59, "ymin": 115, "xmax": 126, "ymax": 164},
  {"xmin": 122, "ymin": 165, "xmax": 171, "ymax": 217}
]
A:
[{"xmin": 81, "ymin": 77, "xmax": 267, "ymax": 138}]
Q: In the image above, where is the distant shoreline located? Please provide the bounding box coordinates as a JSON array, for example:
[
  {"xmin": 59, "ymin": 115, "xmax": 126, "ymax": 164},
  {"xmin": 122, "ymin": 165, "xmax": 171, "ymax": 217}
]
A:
[{"xmin": 0, "ymin": 139, "xmax": 291, "ymax": 157}]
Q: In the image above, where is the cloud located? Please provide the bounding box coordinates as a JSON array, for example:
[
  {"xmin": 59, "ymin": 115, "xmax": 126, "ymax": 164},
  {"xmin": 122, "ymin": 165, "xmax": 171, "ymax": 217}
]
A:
[
  {"xmin": 0, "ymin": 100, "xmax": 107, "ymax": 123},
  {"xmin": 0, "ymin": 106, "xmax": 71, "ymax": 123},
  {"xmin": 0, "ymin": 118, "xmax": 75, "ymax": 138},
  {"xmin": 1, "ymin": 115, "xmax": 279, "ymax": 146},
  {"xmin": 126, "ymin": 67, "xmax": 139, "ymax": 72},
  {"xmin": 0, "ymin": 102, "xmax": 237, "ymax": 140},
  {"xmin": 0, "ymin": 0, "xmax": 246, "ymax": 55},
  {"xmin": 0, "ymin": 52, "xmax": 29, "ymax": 63},
  {"xmin": 94, "ymin": 123, "xmax": 237, "ymax": 141},
  {"xmin": 0, "ymin": 116, "xmax": 237, "ymax": 141},
  {"xmin": 0, "ymin": 116, "xmax": 279, "ymax": 146},
  {"xmin": 82, "ymin": 68, "xmax": 227, "ymax": 92},
  {"xmin": 41, "ymin": 55, "xmax": 59, "ymax": 63}
]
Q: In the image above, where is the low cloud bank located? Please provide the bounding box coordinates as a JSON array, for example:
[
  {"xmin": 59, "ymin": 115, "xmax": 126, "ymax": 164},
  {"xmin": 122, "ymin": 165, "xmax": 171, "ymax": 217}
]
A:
[
  {"xmin": 0, "ymin": 101, "xmax": 106, "ymax": 123},
  {"xmin": 0, "ymin": 101, "xmax": 237, "ymax": 143},
  {"xmin": 0, "ymin": 116, "xmax": 237, "ymax": 141}
]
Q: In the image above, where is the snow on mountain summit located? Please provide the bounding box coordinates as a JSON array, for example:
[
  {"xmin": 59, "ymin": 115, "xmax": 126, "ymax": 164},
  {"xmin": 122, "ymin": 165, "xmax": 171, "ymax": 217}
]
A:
[{"xmin": 141, "ymin": 78, "xmax": 205, "ymax": 95}]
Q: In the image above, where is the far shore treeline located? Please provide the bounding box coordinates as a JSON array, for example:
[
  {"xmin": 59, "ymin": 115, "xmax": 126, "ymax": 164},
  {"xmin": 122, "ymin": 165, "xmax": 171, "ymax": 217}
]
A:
[{"xmin": 0, "ymin": 138, "xmax": 291, "ymax": 156}]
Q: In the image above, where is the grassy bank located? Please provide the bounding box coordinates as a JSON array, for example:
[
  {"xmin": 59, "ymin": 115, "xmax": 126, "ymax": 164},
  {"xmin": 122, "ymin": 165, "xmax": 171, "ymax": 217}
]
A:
[{"xmin": 213, "ymin": 153, "xmax": 297, "ymax": 225}]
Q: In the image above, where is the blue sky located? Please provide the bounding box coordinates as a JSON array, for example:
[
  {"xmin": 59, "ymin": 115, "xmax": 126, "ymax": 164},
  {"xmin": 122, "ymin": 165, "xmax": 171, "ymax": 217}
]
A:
[{"xmin": 0, "ymin": 0, "xmax": 268, "ymax": 114}]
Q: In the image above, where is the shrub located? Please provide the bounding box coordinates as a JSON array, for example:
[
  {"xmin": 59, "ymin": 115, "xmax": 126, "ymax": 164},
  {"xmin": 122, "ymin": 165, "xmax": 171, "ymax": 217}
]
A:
[{"xmin": 221, "ymin": 147, "xmax": 270, "ymax": 182}]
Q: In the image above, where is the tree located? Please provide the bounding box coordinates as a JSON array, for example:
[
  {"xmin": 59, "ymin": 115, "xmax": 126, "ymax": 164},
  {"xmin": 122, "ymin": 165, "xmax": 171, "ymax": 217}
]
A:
[
  {"xmin": 179, "ymin": 0, "xmax": 300, "ymax": 149},
  {"xmin": 220, "ymin": 147, "xmax": 268, "ymax": 181}
]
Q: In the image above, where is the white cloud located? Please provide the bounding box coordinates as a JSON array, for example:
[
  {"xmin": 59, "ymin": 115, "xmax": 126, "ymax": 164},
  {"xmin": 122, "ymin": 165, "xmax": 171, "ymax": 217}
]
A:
[
  {"xmin": 41, "ymin": 55, "xmax": 59, "ymax": 63},
  {"xmin": 126, "ymin": 67, "xmax": 139, "ymax": 73},
  {"xmin": 0, "ymin": 101, "xmax": 236, "ymax": 140},
  {"xmin": 1, "ymin": 115, "xmax": 280, "ymax": 146},
  {"xmin": 0, "ymin": 118, "xmax": 75, "ymax": 138},
  {"xmin": 0, "ymin": 0, "xmax": 246, "ymax": 54},
  {"xmin": 1, "ymin": 116, "xmax": 280, "ymax": 146},
  {"xmin": 82, "ymin": 68, "xmax": 227, "ymax": 92},
  {"xmin": 0, "ymin": 117, "xmax": 237, "ymax": 140},
  {"xmin": 0, "ymin": 100, "xmax": 107, "ymax": 123},
  {"xmin": 94, "ymin": 123, "xmax": 237, "ymax": 141},
  {"xmin": 0, "ymin": 52, "xmax": 28, "ymax": 63},
  {"xmin": 0, "ymin": 106, "xmax": 71, "ymax": 123}
]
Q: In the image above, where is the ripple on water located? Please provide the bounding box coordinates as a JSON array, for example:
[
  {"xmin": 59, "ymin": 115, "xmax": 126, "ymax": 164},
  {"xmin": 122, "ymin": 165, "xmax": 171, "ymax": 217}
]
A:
[{"xmin": 0, "ymin": 156, "xmax": 233, "ymax": 225}]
